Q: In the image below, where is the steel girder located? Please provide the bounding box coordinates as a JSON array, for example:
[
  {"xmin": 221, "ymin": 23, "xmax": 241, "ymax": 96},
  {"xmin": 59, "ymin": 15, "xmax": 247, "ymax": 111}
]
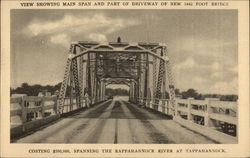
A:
[{"xmin": 58, "ymin": 41, "xmax": 176, "ymax": 115}]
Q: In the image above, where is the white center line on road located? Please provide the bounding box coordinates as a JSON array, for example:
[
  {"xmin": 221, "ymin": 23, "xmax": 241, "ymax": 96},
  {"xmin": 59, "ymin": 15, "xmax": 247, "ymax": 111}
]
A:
[
  {"xmin": 118, "ymin": 100, "xmax": 154, "ymax": 143},
  {"xmin": 68, "ymin": 101, "xmax": 115, "ymax": 143}
]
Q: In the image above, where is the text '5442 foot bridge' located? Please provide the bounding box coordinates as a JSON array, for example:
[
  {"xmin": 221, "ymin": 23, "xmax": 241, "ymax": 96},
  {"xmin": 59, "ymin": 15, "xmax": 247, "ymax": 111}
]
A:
[{"xmin": 58, "ymin": 39, "xmax": 176, "ymax": 114}]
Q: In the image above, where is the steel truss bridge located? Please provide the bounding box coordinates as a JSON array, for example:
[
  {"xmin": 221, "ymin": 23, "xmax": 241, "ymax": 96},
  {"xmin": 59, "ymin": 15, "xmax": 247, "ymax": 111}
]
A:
[
  {"xmin": 58, "ymin": 41, "xmax": 175, "ymax": 113},
  {"xmin": 10, "ymin": 40, "xmax": 238, "ymax": 144}
]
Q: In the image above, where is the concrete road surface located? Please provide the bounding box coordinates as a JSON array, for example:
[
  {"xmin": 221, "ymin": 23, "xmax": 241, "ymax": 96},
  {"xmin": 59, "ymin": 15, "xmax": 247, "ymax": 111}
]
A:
[{"xmin": 15, "ymin": 98, "xmax": 218, "ymax": 144}]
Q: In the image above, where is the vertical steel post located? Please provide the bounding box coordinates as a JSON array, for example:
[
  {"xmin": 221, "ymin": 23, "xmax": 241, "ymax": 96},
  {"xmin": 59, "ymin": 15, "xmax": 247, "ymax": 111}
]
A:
[
  {"xmin": 163, "ymin": 46, "xmax": 176, "ymax": 116},
  {"xmin": 95, "ymin": 53, "xmax": 99, "ymax": 103},
  {"xmin": 86, "ymin": 53, "xmax": 91, "ymax": 105},
  {"xmin": 58, "ymin": 44, "xmax": 75, "ymax": 112},
  {"xmin": 137, "ymin": 54, "xmax": 142, "ymax": 103},
  {"xmin": 69, "ymin": 67, "xmax": 73, "ymax": 111},
  {"xmin": 131, "ymin": 81, "xmax": 135, "ymax": 102},
  {"xmin": 143, "ymin": 53, "xmax": 149, "ymax": 106},
  {"xmin": 129, "ymin": 81, "xmax": 132, "ymax": 101},
  {"xmin": 102, "ymin": 80, "xmax": 105, "ymax": 101},
  {"xmin": 79, "ymin": 56, "xmax": 84, "ymax": 106},
  {"xmin": 155, "ymin": 48, "xmax": 165, "ymax": 111},
  {"xmin": 152, "ymin": 53, "xmax": 159, "ymax": 110},
  {"xmin": 72, "ymin": 58, "xmax": 81, "ymax": 108},
  {"xmin": 162, "ymin": 49, "xmax": 167, "ymax": 114}
]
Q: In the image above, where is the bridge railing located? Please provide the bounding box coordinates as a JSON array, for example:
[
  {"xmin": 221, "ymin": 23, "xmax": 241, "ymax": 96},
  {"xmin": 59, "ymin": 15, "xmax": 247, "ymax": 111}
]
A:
[
  {"xmin": 138, "ymin": 97, "xmax": 175, "ymax": 115},
  {"xmin": 60, "ymin": 96, "xmax": 107, "ymax": 113},
  {"xmin": 138, "ymin": 97, "xmax": 238, "ymax": 137},
  {"xmin": 61, "ymin": 97, "xmax": 84, "ymax": 113},
  {"xmin": 10, "ymin": 96, "xmax": 59, "ymax": 138},
  {"xmin": 11, "ymin": 96, "xmax": 58, "ymax": 127},
  {"xmin": 11, "ymin": 96, "xmax": 91, "ymax": 127},
  {"xmin": 10, "ymin": 95, "xmax": 107, "ymax": 139}
]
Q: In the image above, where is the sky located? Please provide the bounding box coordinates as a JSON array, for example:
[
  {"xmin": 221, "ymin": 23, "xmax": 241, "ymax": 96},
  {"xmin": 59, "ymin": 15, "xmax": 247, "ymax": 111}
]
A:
[{"xmin": 11, "ymin": 9, "xmax": 238, "ymax": 94}]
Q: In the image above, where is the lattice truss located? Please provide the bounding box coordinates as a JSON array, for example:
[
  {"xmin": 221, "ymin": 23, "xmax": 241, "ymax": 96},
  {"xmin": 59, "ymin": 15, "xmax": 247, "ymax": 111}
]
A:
[{"xmin": 58, "ymin": 41, "xmax": 176, "ymax": 113}]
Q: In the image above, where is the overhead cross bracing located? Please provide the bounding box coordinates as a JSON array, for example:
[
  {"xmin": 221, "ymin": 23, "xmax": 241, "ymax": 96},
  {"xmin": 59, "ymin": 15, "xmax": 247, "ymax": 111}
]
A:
[{"xmin": 58, "ymin": 40, "xmax": 176, "ymax": 115}]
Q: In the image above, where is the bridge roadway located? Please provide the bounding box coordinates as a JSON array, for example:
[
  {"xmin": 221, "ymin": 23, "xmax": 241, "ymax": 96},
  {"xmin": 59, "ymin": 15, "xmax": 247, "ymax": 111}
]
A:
[{"xmin": 15, "ymin": 97, "xmax": 218, "ymax": 144}]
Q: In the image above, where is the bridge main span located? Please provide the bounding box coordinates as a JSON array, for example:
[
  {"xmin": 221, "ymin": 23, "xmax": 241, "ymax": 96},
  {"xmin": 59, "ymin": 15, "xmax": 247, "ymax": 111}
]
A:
[
  {"xmin": 10, "ymin": 40, "xmax": 238, "ymax": 143},
  {"xmin": 58, "ymin": 39, "xmax": 176, "ymax": 115}
]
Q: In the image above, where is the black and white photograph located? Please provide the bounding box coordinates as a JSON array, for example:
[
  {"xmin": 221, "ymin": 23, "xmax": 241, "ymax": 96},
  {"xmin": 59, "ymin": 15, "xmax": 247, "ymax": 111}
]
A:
[
  {"xmin": 9, "ymin": 9, "xmax": 239, "ymax": 144},
  {"xmin": 1, "ymin": 1, "xmax": 250, "ymax": 157}
]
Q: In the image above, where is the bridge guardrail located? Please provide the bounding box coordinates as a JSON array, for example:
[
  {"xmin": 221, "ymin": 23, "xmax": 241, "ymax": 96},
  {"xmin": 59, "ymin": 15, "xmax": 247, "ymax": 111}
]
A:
[
  {"xmin": 10, "ymin": 95, "xmax": 107, "ymax": 139},
  {"xmin": 10, "ymin": 96, "xmax": 90, "ymax": 127},
  {"xmin": 10, "ymin": 96, "xmax": 59, "ymax": 139},
  {"xmin": 61, "ymin": 97, "xmax": 88, "ymax": 113},
  {"xmin": 11, "ymin": 96, "xmax": 58, "ymax": 126},
  {"xmin": 137, "ymin": 97, "xmax": 238, "ymax": 138},
  {"xmin": 138, "ymin": 97, "xmax": 175, "ymax": 115}
]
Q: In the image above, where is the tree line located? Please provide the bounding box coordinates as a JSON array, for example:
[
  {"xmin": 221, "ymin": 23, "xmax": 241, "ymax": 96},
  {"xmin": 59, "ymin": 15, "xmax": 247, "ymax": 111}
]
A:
[
  {"xmin": 10, "ymin": 83, "xmax": 129, "ymax": 97},
  {"xmin": 11, "ymin": 83, "xmax": 61, "ymax": 96},
  {"xmin": 11, "ymin": 83, "xmax": 238, "ymax": 101},
  {"xmin": 174, "ymin": 88, "xmax": 238, "ymax": 101},
  {"xmin": 106, "ymin": 88, "xmax": 129, "ymax": 96}
]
